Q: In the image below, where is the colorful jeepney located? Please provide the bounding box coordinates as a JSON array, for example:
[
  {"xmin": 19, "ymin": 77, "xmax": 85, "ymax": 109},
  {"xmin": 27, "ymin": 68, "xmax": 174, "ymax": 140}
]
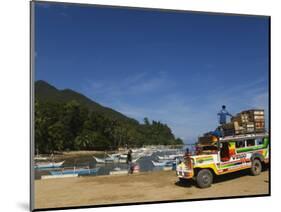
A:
[{"xmin": 176, "ymin": 133, "xmax": 269, "ymax": 188}]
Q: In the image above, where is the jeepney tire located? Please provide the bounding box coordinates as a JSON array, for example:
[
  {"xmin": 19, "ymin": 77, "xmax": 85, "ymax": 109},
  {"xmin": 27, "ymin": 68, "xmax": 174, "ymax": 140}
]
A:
[
  {"xmin": 196, "ymin": 169, "xmax": 213, "ymax": 188},
  {"xmin": 250, "ymin": 159, "xmax": 262, "ymax": 176}
]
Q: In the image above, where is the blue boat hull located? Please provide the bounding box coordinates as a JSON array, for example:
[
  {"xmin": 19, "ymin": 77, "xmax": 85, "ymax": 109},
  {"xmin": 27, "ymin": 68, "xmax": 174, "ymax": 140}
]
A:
[{"xmin": 50, "ymin": 168, "xmax": 100, "ymax": 176}]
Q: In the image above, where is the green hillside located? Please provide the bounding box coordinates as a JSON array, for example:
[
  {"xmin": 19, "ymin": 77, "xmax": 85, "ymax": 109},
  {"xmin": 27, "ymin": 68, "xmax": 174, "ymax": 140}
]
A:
[
  {"xmin": 35, "ymin": 80, "xmax": 138, "ymax": 124},
  {"xmin": 34, "ymin": 80, "xmax": 183, "ymax": 153}
]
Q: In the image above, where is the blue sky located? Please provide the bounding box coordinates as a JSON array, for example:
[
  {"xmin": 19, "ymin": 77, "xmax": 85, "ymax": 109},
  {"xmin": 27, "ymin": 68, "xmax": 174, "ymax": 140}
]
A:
[{"xmin": 35, "ymin": 2, "xmax": 269, "ymax": 143}]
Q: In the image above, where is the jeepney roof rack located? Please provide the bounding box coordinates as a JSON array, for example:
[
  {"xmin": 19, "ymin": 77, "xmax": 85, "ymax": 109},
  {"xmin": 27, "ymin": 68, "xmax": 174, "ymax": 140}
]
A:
[{"xmin": 219, "ymin": 132, "xmax": 268, "ymax": 142}]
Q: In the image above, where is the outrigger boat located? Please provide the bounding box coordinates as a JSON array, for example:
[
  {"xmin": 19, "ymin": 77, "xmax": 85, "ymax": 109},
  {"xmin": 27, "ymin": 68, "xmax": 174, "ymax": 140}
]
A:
[
  {"xmin": 93, "ymin": 155, "xmax": 140, "ymax": 164},
  {"xmin": 152, "ymin": 160, "xmax": 176, "ymax": 167},
  {"xmin": 50, "ymin": 167, "xmax": 100, "ymax": 176},
  {"xmin": 35, "ymin": 161, "xmax": 65, "ymax": 169},
  {"xmin": 157, "ymin": 155, "xmax": 178, "ymax": 160},
  {"xmin": 109, "ymin": 167, "xmax": 128, "ymax": 175},
  {"xmin": 93, "ymin": 156, "xmax": 115, "ymax": 163},
  {"xmin": 151, "ymin": 160, "xmax": 168, "ymax": 167},
  {"xmin": 34, "ymin": 155, "xmax": 48, "ymax": 161},
  {"xmin": 41, "ymin": 174, "xmax": 78, "ymax": 179}
]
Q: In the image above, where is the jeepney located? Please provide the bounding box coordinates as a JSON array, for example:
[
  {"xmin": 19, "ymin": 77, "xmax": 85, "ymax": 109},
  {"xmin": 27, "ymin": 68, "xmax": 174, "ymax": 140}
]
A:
[{"xmin": 176, "ymin": 133, "xmax": 269, "ymax": 188}]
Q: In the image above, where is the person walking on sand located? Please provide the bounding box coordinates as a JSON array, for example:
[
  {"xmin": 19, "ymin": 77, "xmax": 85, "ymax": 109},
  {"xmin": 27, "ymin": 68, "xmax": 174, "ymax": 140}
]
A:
[
  {"xmin": 184, "ymin": 147, "xmax": 190, "ymax": 158},
  {"xmin": 127, "ymin": 149, "xmax": 133, "ymax": 174}
]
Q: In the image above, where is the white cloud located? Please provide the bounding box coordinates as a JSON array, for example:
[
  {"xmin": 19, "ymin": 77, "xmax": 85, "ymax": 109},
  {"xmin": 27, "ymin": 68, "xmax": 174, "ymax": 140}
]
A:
[
  {"xmin": 81, "ymin": 74, "xmax": 268, "ymax": 144},
  {"xmin": 83, "ymin": 71, "xmax": 174, "ymax": 101}
]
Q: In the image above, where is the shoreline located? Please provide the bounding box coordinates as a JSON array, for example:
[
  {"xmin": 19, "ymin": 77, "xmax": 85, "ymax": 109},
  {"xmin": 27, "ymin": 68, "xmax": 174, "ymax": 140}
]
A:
[
  {"xmin": 35, "ymin": 145, "xmax": 185, "ymax": 159},
  {"xmin": 35, "ymin": 169, "xmax": 269, "ymax": 209}
]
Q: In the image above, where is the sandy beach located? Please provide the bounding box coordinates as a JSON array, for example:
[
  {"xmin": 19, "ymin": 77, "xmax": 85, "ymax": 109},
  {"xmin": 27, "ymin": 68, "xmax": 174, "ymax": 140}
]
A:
[{"xmin": 34, "ymin": 169, "xmax": 269, "ymax": 209}]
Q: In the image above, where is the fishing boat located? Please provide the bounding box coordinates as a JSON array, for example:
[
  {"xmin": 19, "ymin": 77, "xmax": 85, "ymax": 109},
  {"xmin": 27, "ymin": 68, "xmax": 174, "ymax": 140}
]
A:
[
  {"xmin": 35, "ymin": 161, "xmax": 65, "ymax": 169},
  {"xmin": 163, "ymin": 166, "xmax": 173, "ymax": 171},
  {"xmin": 34, "ymin": 155, "xmax": 48, "ymax": 161},
  {"xmin": 109, "ymin": 167, "xmax": 128, "ymax": 175},
  {"xmin": 107, "ymin": 153, "xmax": 122, "ymax": 159},
  {"xmin": 157, "ymin": 154, "xmax": 183, "ymax": 161},
  {"xmin": 152, "ymin": 160, "xmax": 176, "ymax": 167},
  {"xmin": 151, "ymin": 160, "xmax": 168, "ymax": 167},
  {"xmin": 41, "ymin": 174, "xmax": 78, "ymax": 179},
  {"xmin": 157, "ymin": 155, "xmax": 172, "ymax": 160},
  {"xmin": 143, "ymin": 151, "xmax": 153, "ymax": 157},
  {"xmin": 93, "ymin": 156, "xmax": 114, "ymax": 163},
  {"xmin": 34, "ymin": 148, "xmax": 49, "ymax": 161},
  {"xmin": 120, "ymin": 156, "xmax": 141, "ymax": 163},
  {"xmin": 93, "ymin": 155, "xmax": 140, "ymax": 164},
  {"xmin": 118, "ymin": 154, "xmax": 128, "ymax": 159},
  {"xmin": 107, "ymin": 153, "xmax": 127, "ymax": 161},
  {"xmin": 50, "ymin": 167, "xmax": 100, "ymax": 176}
]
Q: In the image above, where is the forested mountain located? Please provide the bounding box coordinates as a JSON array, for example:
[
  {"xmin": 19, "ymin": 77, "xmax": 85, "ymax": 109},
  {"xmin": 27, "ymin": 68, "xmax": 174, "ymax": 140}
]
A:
[
  {"xmin": 35, "ymin": 80, "xmax": 138, "ymax": 124},
  {"xmin": 35, "ymin": 80, "xmax": 183, "ymax": 153}
]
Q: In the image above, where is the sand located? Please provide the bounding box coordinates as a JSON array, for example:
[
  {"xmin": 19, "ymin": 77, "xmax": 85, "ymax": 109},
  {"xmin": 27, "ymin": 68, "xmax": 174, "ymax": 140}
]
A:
[{"xmin": 34, "ymin": 170, "xmax": 269, "ymax": 209}]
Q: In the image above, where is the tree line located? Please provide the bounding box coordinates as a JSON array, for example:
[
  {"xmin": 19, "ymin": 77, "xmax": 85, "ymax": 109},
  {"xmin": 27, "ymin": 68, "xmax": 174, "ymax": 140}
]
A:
[{"xmin": 35, "ymin": 100, "xmax": 183, "ymax": 153}]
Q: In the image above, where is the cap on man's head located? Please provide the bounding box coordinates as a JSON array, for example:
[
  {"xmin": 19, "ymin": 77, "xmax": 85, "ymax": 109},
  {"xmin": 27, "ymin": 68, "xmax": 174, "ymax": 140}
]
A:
[{"xmin": 222, "ymin": 105, "xmax": 226, "ymax": 109}]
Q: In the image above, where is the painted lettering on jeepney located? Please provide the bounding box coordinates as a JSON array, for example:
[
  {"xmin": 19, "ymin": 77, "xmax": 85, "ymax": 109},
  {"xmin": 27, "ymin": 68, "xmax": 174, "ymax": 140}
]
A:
[{"xmin": 231, "ymin": 153, "xmax": 246, "ymax": 160}]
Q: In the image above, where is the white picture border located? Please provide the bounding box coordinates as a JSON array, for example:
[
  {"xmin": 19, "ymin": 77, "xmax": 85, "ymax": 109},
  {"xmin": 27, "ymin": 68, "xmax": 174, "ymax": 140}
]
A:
[{"xmin": 0, "ymin": 0, "xmax": 280, "ymax": 212}]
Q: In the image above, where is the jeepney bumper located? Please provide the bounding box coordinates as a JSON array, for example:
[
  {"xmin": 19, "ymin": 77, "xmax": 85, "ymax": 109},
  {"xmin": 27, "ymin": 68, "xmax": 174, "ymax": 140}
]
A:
[{"xmin": 176, "ymin": 165, "xmax": 194, "ymax": 179}]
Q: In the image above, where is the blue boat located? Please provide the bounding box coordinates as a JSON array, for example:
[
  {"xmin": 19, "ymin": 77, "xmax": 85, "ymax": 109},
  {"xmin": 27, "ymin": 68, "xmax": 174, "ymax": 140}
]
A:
[
  {"xmin": 35, "ymin": 161, "xmax": 65, "ymax": 170},
  {"xmin": 50, "ymin": 167, "xmax": 100, "ymax": 176}
]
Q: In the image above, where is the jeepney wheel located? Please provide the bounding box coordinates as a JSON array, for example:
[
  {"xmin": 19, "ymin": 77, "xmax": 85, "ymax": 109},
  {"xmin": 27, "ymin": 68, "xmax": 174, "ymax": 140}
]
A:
[
  {"xmin": 196, "ymin": 169, "xmax": 213, "ymax": 188},
  {"xmin": 250, "ymin": 159, "xmax": 262, "ymax": 176}
]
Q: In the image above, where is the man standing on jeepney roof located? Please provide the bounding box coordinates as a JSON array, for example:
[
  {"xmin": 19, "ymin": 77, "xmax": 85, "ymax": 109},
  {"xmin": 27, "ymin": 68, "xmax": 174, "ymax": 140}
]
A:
[{"xmin": 217, "ymin": 105, "xmax": 233, "ymax": 125}]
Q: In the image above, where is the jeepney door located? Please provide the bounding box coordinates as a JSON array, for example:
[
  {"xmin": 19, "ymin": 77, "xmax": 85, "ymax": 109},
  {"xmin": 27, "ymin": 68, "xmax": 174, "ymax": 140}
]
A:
[
  {"xmin": 218, "ymin": 141, "xmax": 238, "ymax": 170},
  {"xmin": 219, "ymin": 142, "xmax": 231, "ymax": 162}
]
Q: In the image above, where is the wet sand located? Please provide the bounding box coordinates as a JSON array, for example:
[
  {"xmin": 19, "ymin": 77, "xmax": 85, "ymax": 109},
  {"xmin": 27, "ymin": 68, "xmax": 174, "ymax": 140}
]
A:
[{"xmin": 34, "ymin": 170, "xmax": 269, "ymax": 209}]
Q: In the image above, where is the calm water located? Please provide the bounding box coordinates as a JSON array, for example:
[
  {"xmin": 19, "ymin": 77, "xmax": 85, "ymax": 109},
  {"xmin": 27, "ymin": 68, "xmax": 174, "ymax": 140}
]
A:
[{"xmin": 35, "ymin": 145, "xmax": 195, "ymax": 179}]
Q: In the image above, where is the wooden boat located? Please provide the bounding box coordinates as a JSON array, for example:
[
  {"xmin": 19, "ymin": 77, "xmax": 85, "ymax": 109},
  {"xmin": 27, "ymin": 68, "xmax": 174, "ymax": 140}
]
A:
[
  {"xmin": 50, "ymin": 167, "xmax": 100, "ymax": 176},
  {"xmin": 35, "ymin": 161, "xmax": 65, "ymax": 169},
  {"xmin": 109, "ymin": 170, "xmax": 128, "ymax": 175},
  {"xmin": 152, "ymin": 160, "xmax": 176, "ymax": 167},
  {"xmin": 41, "ymin": 174, "xmax": 78, "ymax": 180},
  {"xmin": 34, "ymin": 156, "xmax": 48, "ymax": 161},
  {"xmin": 151, "ymin": 160, "xmax": 167, "ymax": 167},
  {"xmin": 118, "ymin": 154, "xmax": 128, "ymax": 159},
  {"xmin": 163, "ymin": 166, "xmax": 173, "ymax": 171},
  {"xmin": 157, "ymin": 155, "xmax": 172, "ymax": 160},
  {"xmin": 93, "ymin": 155, "xmax": 140, "ymax": 164},
  {"xmin": 109, "ymin": 167, "xmax": 128, "ymax": 175},
  {"xmin": 143, "ymin": 151, "xmax": 153, "ymax": 157},
  {"xmin": 107, "ymin": 153, "xmax": 121, "ymax": 159},
  {"xmin": 157, "ymin": 154, "xmax": 183, "ymax": 161},
  {"xmin": 93, "ymin": 156, "xmax": 114, "ymax": 163}
]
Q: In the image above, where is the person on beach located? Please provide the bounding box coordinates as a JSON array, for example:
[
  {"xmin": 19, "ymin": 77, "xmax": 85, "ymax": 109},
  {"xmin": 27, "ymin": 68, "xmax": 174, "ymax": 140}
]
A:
[
  {"xmin": 127, "ymin": 149, "xmax": 133, "ymax": 174},
  {"xmin": 184, "ymin": 147, "xmax": 190, "ymax": 158}
]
